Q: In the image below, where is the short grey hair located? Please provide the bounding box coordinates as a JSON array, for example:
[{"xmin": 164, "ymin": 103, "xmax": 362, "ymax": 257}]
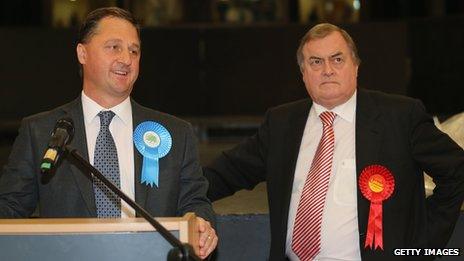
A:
[{"xmin": 296, "ymin": 23, "xmax": 361, "ymax": 70}]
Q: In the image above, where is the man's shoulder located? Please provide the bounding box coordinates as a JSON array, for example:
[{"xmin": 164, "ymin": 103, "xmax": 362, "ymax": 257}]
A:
[
  {"xmin": 357, "ymin": 88, "xmax": 427, "ymax": 117},
  {"xmin": 357, "ymin": 89, "xmax": 429, "ymax": 125},
  {"xmin": 268, "ymin": 98, "xmax": 312, "ymax": 115},
  {"xmin": 22, "ymin": 98, "xmax": 80, "ymax": 127},
  {"xmin": 131, "ymin": 100, "xmax": 192, "ymax": 130},
  {"xmin": 359, "ymin": 88, "xmax": 420, "ymax": 107}
]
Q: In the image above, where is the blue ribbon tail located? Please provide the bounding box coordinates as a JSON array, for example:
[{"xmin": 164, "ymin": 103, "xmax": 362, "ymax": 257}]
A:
[{"xmin": 142, "ymin": 157, "xmax": 159, "ymax": 187}]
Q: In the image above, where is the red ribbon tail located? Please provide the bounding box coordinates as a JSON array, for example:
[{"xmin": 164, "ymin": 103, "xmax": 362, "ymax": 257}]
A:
[
  {"xmin": 364, "ymin": 204, "xmax": 375, "ymax": 249},
  {"xmin": 365, "ymin": 202, "xmax": 384, "ymax": 250},
  {"xmin": 374, "ymin": 204, "xmax": 383, "ymax": 250}
]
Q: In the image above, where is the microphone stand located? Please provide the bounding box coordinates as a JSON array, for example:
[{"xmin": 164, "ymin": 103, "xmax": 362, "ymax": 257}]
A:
[{"xmin": 65, "ymin": 146, "xmax": 200, "ymax": 261}]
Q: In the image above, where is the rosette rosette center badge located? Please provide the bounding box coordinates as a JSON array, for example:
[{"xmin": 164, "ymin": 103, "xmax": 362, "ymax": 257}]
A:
[
  {"xmin": 359, "ymin": 165, "xmax": 395, "ymax": 250},
  {"xmin": 144, "ymin": 131, "xmax": 161, "ymax": 148},
  {"xmin": 133, "ymin": 121, "xmax": 172, "ymax": 187},
  {"xmin": 368, "ymin": 174, "xmax": 385, "ymax": 194}
]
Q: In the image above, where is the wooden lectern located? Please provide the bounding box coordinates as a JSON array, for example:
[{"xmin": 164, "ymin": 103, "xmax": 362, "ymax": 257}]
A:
[{"xmin": 0, "ymin": 212, "xmax": 198, "ymax": 261}]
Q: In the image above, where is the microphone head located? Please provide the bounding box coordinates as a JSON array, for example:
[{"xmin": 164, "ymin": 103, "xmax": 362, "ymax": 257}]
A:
[
  {"xmin": 54, "ymin": 117, "xmax": 74, "ymax": 145},
  {"xmin": 41, "ymin": 117, "xmax": 75, "ymax": 175}
]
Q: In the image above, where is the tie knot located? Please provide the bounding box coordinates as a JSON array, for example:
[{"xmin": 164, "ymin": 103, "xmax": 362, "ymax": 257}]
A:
[
  {"xmin": 98, "ymin": 110, "xmax": 115, "ymax": 128},
  {"xmin": 319, "ymin": 111, "xmax": 336, "ymax": 127}
]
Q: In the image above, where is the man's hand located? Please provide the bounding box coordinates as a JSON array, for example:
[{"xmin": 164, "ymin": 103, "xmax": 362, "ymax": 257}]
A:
[{"xmin": 196, "ymin": 216, "xmax": 218, "ymax": 259}]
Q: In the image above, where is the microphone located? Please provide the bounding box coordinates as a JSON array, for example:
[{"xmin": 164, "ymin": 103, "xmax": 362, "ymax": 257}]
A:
[
  {"xmin": 40, "ymin": 118, "xmax": 74, "ymax": 174},
  {"xmin": 40, "ymin": 117, "xmax": 199, "ymax": 260}
]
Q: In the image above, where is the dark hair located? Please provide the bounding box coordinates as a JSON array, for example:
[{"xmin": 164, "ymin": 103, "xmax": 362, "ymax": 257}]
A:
[
  {"xmin": 78, "ymin": 7, "xmax": 140, "ymax": 44},
  {"xmin": 296, "ymin": 23, "xmax": 360, "ymax": 71}
]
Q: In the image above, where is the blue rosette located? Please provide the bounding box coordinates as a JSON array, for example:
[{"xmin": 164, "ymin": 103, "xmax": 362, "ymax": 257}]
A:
[{"xmin": 133, "ymin": 121, "xmax": 172, "ymax": 187}]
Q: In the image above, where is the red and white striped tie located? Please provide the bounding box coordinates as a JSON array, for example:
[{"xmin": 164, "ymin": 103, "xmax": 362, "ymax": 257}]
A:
[{"xmin": 292, "ymin": 111, "xmax": 336, "ymax": 261}]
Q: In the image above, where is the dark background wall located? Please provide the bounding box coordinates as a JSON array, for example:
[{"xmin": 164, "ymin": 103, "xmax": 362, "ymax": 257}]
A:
[
  {"xmin": 0, "ymin": 22, "xmax": 406, "ymax": 117},
  {"xmin": 0, "ymin": 17, "xmax": 463, "ymax": 127},
  {"xmin": 409, "ymin": 16, "xmax": 464, "ymax": 114}
]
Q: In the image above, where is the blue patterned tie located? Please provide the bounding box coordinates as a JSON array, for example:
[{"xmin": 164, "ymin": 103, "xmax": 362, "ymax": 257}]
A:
[{"xmin": 93, "ymin": 111, "xmax": 121, "ymax": 218}]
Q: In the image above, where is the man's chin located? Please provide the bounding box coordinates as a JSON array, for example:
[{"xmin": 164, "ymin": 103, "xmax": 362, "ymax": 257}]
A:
[
  {"xmin": 313, "ymin": 93, "xmax": 346, "ymax": 107},
  {"xmin": 109, "ymin": 82, "xmax": 134, "ymax": 94},
  {"xmin": 104, "ymin": 88, "xmax": 131, "ymax": 101}
]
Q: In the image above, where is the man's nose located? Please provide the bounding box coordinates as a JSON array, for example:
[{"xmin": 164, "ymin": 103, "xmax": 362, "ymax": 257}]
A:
[
  {"xmin": 322, "ymin": 61, "xmax": 334, "ymax": 76},
  {"xmin": 118, "ymin": 49, "xmax": 132, "ymax": 65}
]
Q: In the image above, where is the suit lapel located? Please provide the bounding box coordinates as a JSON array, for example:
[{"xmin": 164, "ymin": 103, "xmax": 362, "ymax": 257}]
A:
[
  {"xmin": 63, "ymin": 97, "xmax": 96, "ymax": 216},
  {"xmin": 131, "ymin": 100, "xmax": 149, "ymax": 210},
  {"xmin": 355, "ymin": 89, "xmax": 382, "ymax": 246},
  {"xmin": 281, "ymin": 99, "xmax": 312, "ymax": 239}
]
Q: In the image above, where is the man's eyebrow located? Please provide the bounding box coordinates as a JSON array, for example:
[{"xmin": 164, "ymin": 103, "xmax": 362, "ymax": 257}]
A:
[
  {"xmin": 308, "ymin": 52, "xmax": 343, "ymax": 60},
  {"xmin": 330, "ymin": 52, "xmax": 343, "ymax": 58},
  {"xmin": 104, "ymin": 39, "xmax": 122, "ymax": 44},
  {"xmin": 104, "ymin": 39, "xmax": 140, "ymax": 49}
]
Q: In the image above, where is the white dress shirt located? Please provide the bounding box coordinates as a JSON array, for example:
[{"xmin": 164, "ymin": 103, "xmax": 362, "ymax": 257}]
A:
[
  {"xmin": 286, "ymin": 91, "xmax": 361, "ymax": 260},
  {"xmin": 81, "ymin": 91, "xmax": 135, "ymax": 218}
]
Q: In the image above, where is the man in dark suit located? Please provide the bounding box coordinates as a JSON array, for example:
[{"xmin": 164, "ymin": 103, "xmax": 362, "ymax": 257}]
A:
[
  {"xmin": 204, "ymin": 23, "xmax": 464, "ymax": 260},
  {"xmin": 0, "ymin": 7, "xmax": 217, "ymax": 258}
]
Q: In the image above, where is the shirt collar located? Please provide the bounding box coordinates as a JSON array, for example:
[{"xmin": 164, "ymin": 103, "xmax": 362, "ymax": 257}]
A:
[
  {"xmin": 81, "ymin": 91, "xmax": 132, "ymax": 126},
  {"xmin": 313, "ymin": 90, "xmax": 357, "ymax": 123}
]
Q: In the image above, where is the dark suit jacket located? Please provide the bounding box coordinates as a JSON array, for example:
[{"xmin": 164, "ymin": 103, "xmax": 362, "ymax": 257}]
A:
[
  {"xmin": 204, "ymin": 89, "xmax": 464, "ymax": 260},
  {"xmin": 0, "ymin": 97, "xmax": 214, "ymax": 223}
]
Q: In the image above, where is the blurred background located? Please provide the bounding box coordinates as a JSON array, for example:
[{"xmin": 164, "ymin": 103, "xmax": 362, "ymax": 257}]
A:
[{"xmin": 1, "ymin": 0, "xmax": 464, "ymax": 214}]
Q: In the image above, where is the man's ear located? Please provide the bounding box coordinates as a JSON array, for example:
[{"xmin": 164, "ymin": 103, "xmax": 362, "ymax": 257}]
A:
[
  {"xmin": 300, "ymin": 65, "xmax": 306, "ymax": 79},
  {"xmin": 76, "ymin": 43, "xmax": 86, "ymax": 64}
]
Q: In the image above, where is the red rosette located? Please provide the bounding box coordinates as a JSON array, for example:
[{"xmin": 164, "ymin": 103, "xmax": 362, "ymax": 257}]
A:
[
  {"xmin": 358, "ymin": 165, "xmax": 395, "ymax": 250},
  {"xmin": 359, "ymin": 165, "xmax": 395, "ymax": 203}
]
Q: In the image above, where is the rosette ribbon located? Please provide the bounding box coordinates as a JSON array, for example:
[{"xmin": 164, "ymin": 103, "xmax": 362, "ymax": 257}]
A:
[
  {"xmin": 358, "ymin": 165, "xmax": 395, "ymax": 250},
  {"xmin": 133, "ymin": 121, "xmax": 172, "ymax": 187}
]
